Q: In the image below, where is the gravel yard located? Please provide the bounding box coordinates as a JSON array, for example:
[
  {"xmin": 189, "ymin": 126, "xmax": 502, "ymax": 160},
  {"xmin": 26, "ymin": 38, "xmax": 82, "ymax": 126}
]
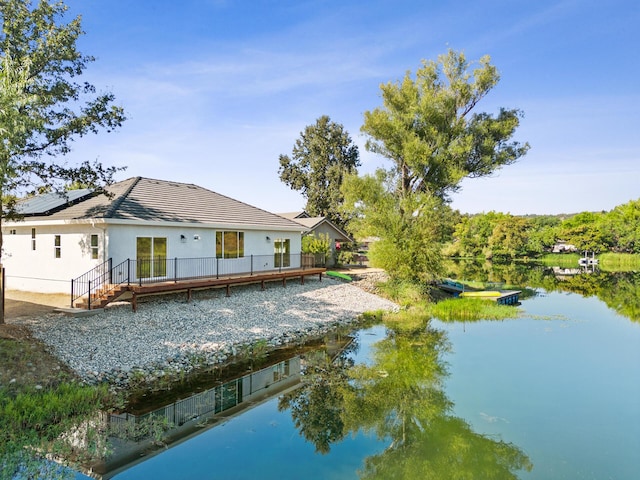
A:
[{"xmin": 13, "ymin": 275, "xmax": 398, "ymax": 385}]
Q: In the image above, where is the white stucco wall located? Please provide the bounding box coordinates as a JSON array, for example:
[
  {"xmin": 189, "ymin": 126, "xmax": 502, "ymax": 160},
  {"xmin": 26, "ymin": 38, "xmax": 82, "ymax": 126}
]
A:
[
  {"xmin": 2, "ymin": 222, "xmax": 106, "ymax": 293},
  {"xmin": 106, "ymin": 223, "xmax": 302, "ymax": 262},
  {"xmin": 107, "ymin": 223, "xmax": 303, "ymax": 281},
  {"xmin": 2, "ymin": 220, "xmax": 304, "ymax": 293}
]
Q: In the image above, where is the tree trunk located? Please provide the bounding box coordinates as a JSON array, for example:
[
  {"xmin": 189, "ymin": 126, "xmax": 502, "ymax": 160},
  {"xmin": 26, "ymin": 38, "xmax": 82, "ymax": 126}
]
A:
[
  {"xmin": 0, "ymin": 198, "xmax": 4, "ymax": 323},
  {"xmin": 0, "ymin": 264, "xmax": 4, "ymax": 324}
]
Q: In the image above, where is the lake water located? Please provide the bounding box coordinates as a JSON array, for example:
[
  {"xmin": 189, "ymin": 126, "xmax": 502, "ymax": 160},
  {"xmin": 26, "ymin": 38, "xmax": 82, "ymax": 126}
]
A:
[{"xmin": 79, "ymin": 267, "xmax": 640, "ymax": 479}]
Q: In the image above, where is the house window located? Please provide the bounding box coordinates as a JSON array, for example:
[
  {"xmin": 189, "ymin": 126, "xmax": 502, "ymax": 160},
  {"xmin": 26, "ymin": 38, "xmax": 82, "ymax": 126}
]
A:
[
  {"xmin": 90, "ymin": 234, "xmax": 99, "ymax": 260},
  {"xmin": 274, "ymin": 239, "xmax": 290, "ymax": 268},
  {"xmin": 31, "ymin": 228, "xmax": 36, "ymax": 251},
  {"xmin": 54, "ymin": 235, "xmax": 61, "ymax": 258},
  {"xmin": 216, "ymin": 231, "xmax": 244, "ymax": 258}
]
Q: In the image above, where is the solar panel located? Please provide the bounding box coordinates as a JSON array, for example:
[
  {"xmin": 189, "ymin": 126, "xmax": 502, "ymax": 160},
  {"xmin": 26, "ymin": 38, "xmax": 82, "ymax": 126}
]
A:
[{"xmin": 16, "ymin": 189, "xmax": 93, "ymax": 215}]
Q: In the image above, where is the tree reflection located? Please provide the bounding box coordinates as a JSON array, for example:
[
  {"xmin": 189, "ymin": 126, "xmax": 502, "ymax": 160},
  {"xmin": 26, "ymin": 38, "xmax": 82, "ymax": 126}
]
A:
[
  {"xmin": 560, "ymin": 271, "xmax": 640, "ymax": 322},
  {"xmin": 278, "ymin": 342, "xmax": 356, "ymax": 453},
  {"xmin": 281, "ymin": 316, "xmax": 533, "ymax": 478},
  {"xmin": 359, "ymin": 415, "xmax": 533, "ymax": 480},
  {"xmin": 445, "ymin": 259, "xmax": 640, "ymax": 322}
]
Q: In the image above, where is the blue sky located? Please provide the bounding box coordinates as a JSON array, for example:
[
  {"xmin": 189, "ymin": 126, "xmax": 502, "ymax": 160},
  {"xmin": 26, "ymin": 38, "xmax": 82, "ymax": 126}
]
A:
[{"xmin": 61, "ymin": 0, "xmax": 639, "ymax": 215}]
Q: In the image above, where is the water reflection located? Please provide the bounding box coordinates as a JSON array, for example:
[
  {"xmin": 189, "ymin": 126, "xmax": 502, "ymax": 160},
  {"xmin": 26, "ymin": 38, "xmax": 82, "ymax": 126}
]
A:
[
  {"xmin": 88, "ymin": 337, "xmax": 352, "ymax": 478},
  {"xmin": 445, "ymin": 259, "xmax": 640, "ymax": 322},
  {"xmin": 281, "ymin": 319, "xmax": 533, "ymax": 478},
  {"xmin": 80, "ymin": 314, "xmax": 535, "ymax": 479},
  {"xmin": 91, "ymin": 357, "xmax": 303, "ymax": 478},
  {"xmin": 278, "ymin": 346, "xmax": 357, "ymax": 453}
]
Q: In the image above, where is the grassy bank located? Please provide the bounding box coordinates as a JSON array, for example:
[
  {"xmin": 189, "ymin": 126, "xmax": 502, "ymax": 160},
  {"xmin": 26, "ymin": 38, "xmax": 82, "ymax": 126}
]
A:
[
  {"xmin": 427, "ymin": 297, "xmax": 520, "ymax": 322},
  {"xmin": 539, "ymin": 252, "xmax": 640, "ymax": 271},
  {"xmin": 0, "ymin": 335, "xmax": 115, "ymax": 479},
  {"xmin": 374, "ymin": 277, "xmax": 521, "ymax": 323},
  {"xmin": 598, "ymin": 253, "xmax": 640, "ymax": 271},
  {"xmin": 538, "ymin": 253, "xmax": 581, "ymax": 267}
]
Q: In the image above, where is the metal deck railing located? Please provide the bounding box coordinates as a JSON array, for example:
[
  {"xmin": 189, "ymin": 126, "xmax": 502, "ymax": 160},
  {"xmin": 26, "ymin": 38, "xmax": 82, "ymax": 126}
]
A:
[{"xmin": 71, "ymin": 253, "xmax": 325, "ymax": 309}]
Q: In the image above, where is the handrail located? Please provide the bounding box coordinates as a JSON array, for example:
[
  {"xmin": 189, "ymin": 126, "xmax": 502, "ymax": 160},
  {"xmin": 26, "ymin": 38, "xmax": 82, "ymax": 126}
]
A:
[
  {"xmin": 71, "ymin": 258, "xmax": 130, "ymax": 309},
  {"xmin": 132, "ymin": 253, "xmax": 320, "ymax": 285},
  {"xmin": 71, "ymin": 258, "xmax": 112, "ymax": 308},
  {"xmin": 72, "ymin": 253, "xmax": 324, "ymax": 309}
]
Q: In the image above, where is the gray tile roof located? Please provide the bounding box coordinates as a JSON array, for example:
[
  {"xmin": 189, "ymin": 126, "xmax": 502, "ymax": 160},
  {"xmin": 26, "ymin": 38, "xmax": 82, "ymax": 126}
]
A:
[
  {"xmin": 279, "ymin": 213, "xmax": 353, "ymax": 242},
  {"xmin": 16, "ymin": 177, "xmax": 306, "ymax": 230},
  {"xmin": 290, "ymin": 216, "xmax": 324, "ymax": 229},
  {"xmin": 278, "ymin": 211, "xmax": 308, "ymax": 219}
]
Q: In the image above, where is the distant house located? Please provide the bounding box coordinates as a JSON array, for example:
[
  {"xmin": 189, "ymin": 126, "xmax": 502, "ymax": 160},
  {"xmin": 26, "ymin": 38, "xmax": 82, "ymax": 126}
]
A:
[
  {"xmin": 2, "ymin": 177, "xmax": 307, "ymax": 294},
  {"xmin": 278, "ymin": 211, "xmax": 352, "ymax": 266},
  {"xmin": 552, "ymin": 241, "xmax": 577, "ymax": 253}
]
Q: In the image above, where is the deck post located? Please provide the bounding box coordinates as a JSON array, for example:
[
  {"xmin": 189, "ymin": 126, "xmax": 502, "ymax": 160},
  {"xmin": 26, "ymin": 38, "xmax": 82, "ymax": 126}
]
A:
[
  {"xmin": 132, "ymin": 292, "xmax": 138, "ymax": 312},
  {"xmin": 88, "ymin": 280, "xmax": 92, "ymax": 311},
  {"xmin": 301, "ymin": 274, "xmax": 305, "ymax": 285},
  {"xmin": 225, "ymin": 284, "xmax": 230, "ymax": 297},
  {"xmin": 70, "ymin": 278, "xmax": 74, "ymax": 308}
]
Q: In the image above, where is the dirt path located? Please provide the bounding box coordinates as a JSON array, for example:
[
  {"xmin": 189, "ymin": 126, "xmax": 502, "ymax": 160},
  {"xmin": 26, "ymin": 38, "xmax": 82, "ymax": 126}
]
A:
[{"xmin": 1, "ymin": 291, "xmax": 69, "ymax": 340}]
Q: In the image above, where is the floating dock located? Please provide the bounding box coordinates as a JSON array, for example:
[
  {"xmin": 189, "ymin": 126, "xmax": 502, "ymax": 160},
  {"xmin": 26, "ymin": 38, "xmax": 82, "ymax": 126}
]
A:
[
  {"xmin": 459, "ymin": 290, "xmax": 521, "ymax": 305},
  {"xmin": 437, "ymin": 280, "xmax": 521, "ymax": 305}
]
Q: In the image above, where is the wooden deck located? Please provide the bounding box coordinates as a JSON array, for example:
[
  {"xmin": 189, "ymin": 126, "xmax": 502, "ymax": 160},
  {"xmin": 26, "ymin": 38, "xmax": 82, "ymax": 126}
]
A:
[{"xmin": 78, "ymin": 268, "xmax": 327, "ymax": 312}]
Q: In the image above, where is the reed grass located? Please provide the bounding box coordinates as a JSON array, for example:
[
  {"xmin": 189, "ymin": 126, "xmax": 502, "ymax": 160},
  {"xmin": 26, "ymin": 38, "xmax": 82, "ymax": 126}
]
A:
[
  {"xmin": 428, "ymin": 298, "xmax": 520, "ymax": 322},
  {"xmin": 377, "ymin": 279, "xmax": 430, "ymax": 307},
  {"xmin": 383, "ymin": 304, "xmax": 432, "ymax": 331},
  {"xmin": 598, "ymin": 253, "xmax": 640, "ymax": 271},
  {"xmin": 538, "ymin": 253, "xmax": 581, "ymax": 267}
]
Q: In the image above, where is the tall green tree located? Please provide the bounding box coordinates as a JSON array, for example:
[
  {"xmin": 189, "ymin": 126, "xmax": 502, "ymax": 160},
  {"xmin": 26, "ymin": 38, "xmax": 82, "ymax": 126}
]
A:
[
  {"xmin": 487, "ymin": 215, "xmax": 531, "ymax": 259},
  {"xmin": 605, "ymin": 199, "xmax": 640, "ymax": 253},
  {"xmin": 344, "ymin": 50, "xmax": 528, "ymax": 283},
  {"xmin": 525, "ymin": 215, "xmax": 561, "ymax": 255},
  {"xmin": 343, "ymin": 169, "xmax": 448, "ymax": 283},
  {"xmin": 278, "ymin": 115, "xmax": 360, "ymax": 229},
  {"xmin": 447, "ymin": 211, "xmax": 506, "ymax": 258},
  {"xmin": 0, "ymin": 0, "xmax": 126, "ymax": 240},
  {"xmin": 361, "ymin": 49, "xmax": 529, "ymax": 201},
  {"xmin": 560, "ymin": 211, "xmax": 611, "ymax": 253},
  {"xmin": 1, "ymin": 0, "xmax": 125, "ymax": 323}
]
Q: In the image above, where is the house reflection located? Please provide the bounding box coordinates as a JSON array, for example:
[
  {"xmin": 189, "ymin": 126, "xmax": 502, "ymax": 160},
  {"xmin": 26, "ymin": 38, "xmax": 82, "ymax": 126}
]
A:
[
  {"xmin": 82, "ymin": 333, "xmax": 353, "ymax": 479},
  {"xmin": 552, "ymin": 265, "xmax": 598, "ymax": 279},
  {"xmin": 87, "ymin": 357, "xmax": 302, "ymax": 479}
]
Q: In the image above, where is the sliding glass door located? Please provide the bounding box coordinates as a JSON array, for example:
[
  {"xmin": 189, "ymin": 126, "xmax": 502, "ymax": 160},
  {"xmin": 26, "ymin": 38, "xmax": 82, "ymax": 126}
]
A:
[
  {"xmin": 136, "ymin": 237, "xmax": 167, "ymax": 279},
  {"xmin": 274, "ymin": 239, "xmax": 290, "ymax": 268}
]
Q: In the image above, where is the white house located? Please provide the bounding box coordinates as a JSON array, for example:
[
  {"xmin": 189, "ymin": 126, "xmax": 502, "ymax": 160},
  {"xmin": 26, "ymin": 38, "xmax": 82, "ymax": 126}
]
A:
[{"xmin": 2, "ymin": 177, "xmax": 307, "ymax": 294}]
